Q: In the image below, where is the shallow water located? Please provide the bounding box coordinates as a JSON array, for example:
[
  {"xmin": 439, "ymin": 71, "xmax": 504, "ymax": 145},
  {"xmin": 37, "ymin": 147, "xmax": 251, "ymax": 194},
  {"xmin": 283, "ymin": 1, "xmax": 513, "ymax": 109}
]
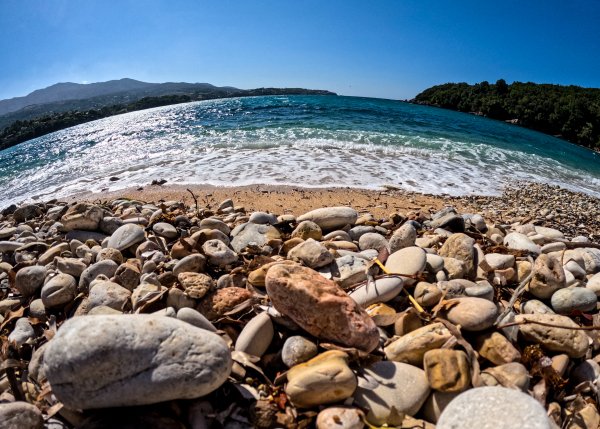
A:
[{"xmin": 1, "ymin": 95, "xmax": 600, "ymax": 206}]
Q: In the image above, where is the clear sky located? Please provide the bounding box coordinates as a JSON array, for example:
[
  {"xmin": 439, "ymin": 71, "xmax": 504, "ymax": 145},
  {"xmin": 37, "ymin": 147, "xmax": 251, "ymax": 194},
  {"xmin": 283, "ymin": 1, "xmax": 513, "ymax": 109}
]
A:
[{"xmin": 1, "ymin": 0, "xmax": 599, "ymax": 101}]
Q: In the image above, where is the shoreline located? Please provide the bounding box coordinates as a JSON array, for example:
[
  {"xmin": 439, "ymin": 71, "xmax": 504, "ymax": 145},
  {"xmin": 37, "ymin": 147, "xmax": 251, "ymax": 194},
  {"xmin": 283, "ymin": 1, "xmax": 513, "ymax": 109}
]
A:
[{"xmin": 60, "ymin": 180, "xmax": 600, "ymax": 242}]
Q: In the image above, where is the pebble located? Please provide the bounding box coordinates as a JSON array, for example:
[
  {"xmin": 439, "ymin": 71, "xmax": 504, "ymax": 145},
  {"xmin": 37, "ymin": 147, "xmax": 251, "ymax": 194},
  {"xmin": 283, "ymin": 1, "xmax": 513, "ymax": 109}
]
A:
[
  {"xmin": 282, "ymin": 336, "xmax": 319, "ymax": 367},
  {"xmin": 202, "ymin": 239, "xmax": 238, "ymax": 265},
  {"xmin": 107, "ymin": 224, "xmax": 146, "ymax": 251},
  {"xmin": 425, "ymin": 253, "xmax": 444, "ymax": 273},
  {"xmin": 438, "ymin": 297, "xmax": 498, "ymax": 331},
  {"xmin": 464, "ymin": 282, "xmax": 494, "ymax": 301},
  {"xmin": 235, "ymin": 312, "xmax": 274, "ymax": 357},
  {"xmin": 503, "ymin": 232, "xmax": 541, "ymax": 255},
  {"xmin": 474, "ymin": 331, "xmax": 521, "ymax": 365},
  {"xmin": 78, "ymin": 259, "xmax": 119, "ymax": 293},
  {"xmin": 266, "ymin": 264, "xmax": 379, "ymax": 353},
  {"xmin": 414, "ymin": 281, "xmax": 443, "ymax": 306},
  {"xmin": 176, "ymin": 307, "xmax": 217, "ymax": 332},
  {"xmin": 285, "ymin": 351, "xmax": 357, "ymax": 408},
  {"xmin": 516, "ymin": 313, "xmax": 589, "ymax": 358},
  {"xmin": 8, "ymin": 317, "xmax": 36, "ymax": 347},
  {"xmin": 41, "ymin": 273, "xmax": 77, "ymax": 308},
  {"xmin": 353, "ymin": 361, "xmax": 430, "ymax": 426},
  {"xmin": 249, "ymin": 211, "xmax": 279, "ymax": 225},
  {"xmin": 385, "ymin": 246, "xmax": 426, "ymax": 286},
  {"xmin": 551, "ymin": 287, "xmax": 598, "ymax": 314},
  {"xmin": 230, "ymin": 223, "xmax": 277, "ymax": 252},
  {"xmin": 291, "ymin": 220, "xmax": 322, "ymax": 240},
  {"xmin": 88, "ymin": 280, "xmax": 131, "ymax": 312},
  {"xmin": 178, "ymin": 272, "xmax": 213, "ymax": 299},
  {"xmin": 15, "ymin": 265, "xmax": 47, "ymax": 298},
  {"xmin": 296, "ymin": 207, "xmax": 358, "ymax": 231},
  {"xmin": 0, "ymin": 402, "xmax": 44, "ymax": 429},
  {"xmin": 529, "ymin": 254, "xmax": 567, "ymax": 299},
  {"xmin": 197, "ymin": 287, "xmax": 252, "ymax": 320},
  {"xmin": 287, "ymin": 238, "xmax": 334, "ymax": 269},
  {"xmin": 436, "ymin": 386, "xmax": 553, "ymax": 429},
  {"xmin": 316, "ymin": 407, "xmax": 365, "ymax": 429},
  {"xmin": 388, "ymin": 223, "xmax": 416, "ymax": 253},
  {"xmin": 424, "ymin": 349, "xmax": 471, "ymax": 392},
  {"xmin": 153, "ymin": 222, "xmax": 178, "ymax": 238},
  {"xmin": 358, "ymin": 232, "xmax": 388, "ymax": 252},
  {"xmin": 385, "ymin": 323, "xmax": 452, "ymax": 366},
  {"xmin": 348, "ymin": 276, "xmax": 403, "ymax": 307},
  {"xmin": 439, "ymin": 233, "xmax": 475, "ymax": 279}
]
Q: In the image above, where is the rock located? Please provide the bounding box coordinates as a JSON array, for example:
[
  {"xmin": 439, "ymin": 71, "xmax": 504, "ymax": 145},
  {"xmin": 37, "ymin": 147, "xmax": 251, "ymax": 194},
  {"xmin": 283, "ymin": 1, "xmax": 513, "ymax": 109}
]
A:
[
  {"xmin": 464, "ymin": 282, "xmax": 494, "ymax": 301},
  {"xmin": 316, "ymin": 407, "xmax": 365, "ymax": 429},
  {"xmin": 353, "ymin": 361, "xmax": 430, "ymax": 426},
  {"xmin": 421, "ymin": 391, "xmax": 461, "ymax": 424},
  {"xmin": 107, "ymin": 225, "xmax": 145, "ymax": 251},
  {"xmin": 176, "ymin": 308, "xmax": 216, "ymax": 332},
  {"xmin": 43, "ymin": 315, "xmax": 232, "ymax": 409},
  {"xmin": 436, "ymin": 386, "xmax": 552, "ymax": 429},
  {"xmin": 515, "ymin": 313, "xmax": 589, "ymax": 358},
  {"xmin": 323, "ymin": 230, "xmax": 352, "ymax": 241},
  {"xmin": 520, "ymin": 299, "xmax": 555, "ymax": 315},
  {"xmin": 96, "ymin": 248, "xmax": 123, "ymax": 265},
  {"xmin": 292, "ymin": 221, "xmax": 322, "ymax": 240},
  {"xmin": 359, "ymin": 233, "xmax": 388, "ymax": 252},
  {"xmin": 474, "ymin": 331, "xmax": 521, "ymax": 365},
  {"xmin": 0, "ymin": 402, "xmax": 44, "ymax": 429},
  {"xmin": 282, "ymin": 336, "xmax": 319, "ymax": 368},
  {"xmin": 79, "ymin": 259, "xmax": 118, "ymax": 293},
  {"xmin": 503, "ymin": 232, "xmax": 541, "ymax": 255},
  {"xmin": 565, "ymin": 260, "xmax": 586, "ymax": 280},
  {"xmin": 481, "ymin": 362, "xmax": 530, "ymax": 391},
  {"xmin": 165, "ymin": 288, "xmax": 196, "ymax": 311},
  {"xmin": 61, "ymin": 203, "xmax": 103, "ymax": 231},
  {"xmin": 551, "ymin": 287, "xmax": 597, "ymax": 314},
  {"xmin": 38, "ymin": 243, "xmax": 69, "ymax": 266},
  {"xmin": 202, "ymin": 240, "xmax": 238, "ymax": 266},
  {"xmin": 388, "ymin": 223, "xmax": 417, "ymax": 253},
  {"xmin": 425, "ymin": 253, "xmax": 444, "ymax": 273},
  {"xmin": 41, "ymin": 273, "xmax": 77, "ymax": 308},
  {"xmin": 28, "ymin": 299, "xmax": 47, "ymax": 322},
  {"xmin": 153, "ymin": 222, "xmax": 177, "ymax": 239},
  {"xmin": 8, "ymin": 317, "xmax": 36, "ymax": 346},
  {"xmin": 542, "ymin": 242, "xmax": 566, "ymax": 253},
  {"xmin": 384, "ymin": 246, "xmax": 426, "ymax": 286},
  {"xmin": 235, "ymin": 312, "xmax": 274, "ymax": 357},
  {"xmin": 438, "ymin": 297, "xmax": 498, "ymax": 331},
  {"xmin": 13, "ymin": 204, "xmax": 40, "ymax": 222},
  {"xmin": 219, "ymin": 199, "xmax": 234, "ymax": 210},
  {"xmin": 535, "ymin": 225, "xmax": 565, "ymax": 241},
  {"xmin": 296, "ymin": 207, "xmax": 358, "ymax": 232},
  {"xmin": 66, "ymin": 230, "xmax": 109, "ymax": 244},
  {"xmin": 15, "ymin": 266, "xmax": 47, "ymax": 298},
  {"xmin": 439, "ymin": 234, "xmax": 475, "ymax": 279},
  {"xmin": 348, "ymin": 276, "xmax": 403, "ymax": 307},
  {"xmin": 197, "ymin": 287, "xmax": 253, "ymax": 321},
  {"xmin": 265, "ymin": 264, "xmax": 379, "ymax": 353},
  {"xmin": 566, "ymin": 403, "xmax": 600, "ymax": 429},
  {"xmin": 529, "ymin": 254, "xmax": 567, "ymax": 299},
  {"xmin": 485, "ymin": 253, "xmax": 515, "ymax": 270},
  {"xmin": 329, "ymin": 254, "xmax": 377, "ymax": 288},
  {"xmin": 200, "ymin": 218, "xmax": 230, "ymax": 235},
  {"xmin": 442, "ymin": 257, "xmax": 467, "ymax": 279},
  {"xmin": 347, "ymin": 226, "xmax": 375, "ymax": 242},
  {"xmin": 470, "ymin": 214, "xmax": 487, "ymax": 231},
  {"xmin": 570, "ymin": 359, "xmax": 600, "ymax": 389},
  {"xmin": 0, "ymin": 227, "xmax": 16, "ymax": 239},
  {"xmin": 587, "ymin": 272, "xmax": 600, "ymax": 296},
  {"xmin": 230, "ymin": 223, "xmax": 279, "ymax": 252},
  {"xmin": 29, "ymin": 342, "xmax": 49, "ymax": 383},
  {"xmin": 88, "ymin": 281, "xmax": 131, "ymax": 312},
  {"xmin": 385, "ymin": 323, "xmax": 452, "ymax": 366},
  {"xmin": 249, "ymin": 211, "xmax": 279, "ymax": 225},
  {"xmin": 170, "ymin": 237, "xmax": 197, "ymax": 259},
  {"xmin": 112, "ymin": 263, "xmax": 141, "ymax": 291},
  {"xmin": 178, "ymin": 273, "xmax": 213, "ymax": 299},
  {"xmin": 287, "ymin": 238, "xmax": 334, "ymax": 269},
  {"xmin": 414, "ymin": 282, "xmax": 443, "ymax": 307},
  {"xmin": 429, "ymin": 208, "xmax": 465, "ymax": 232},
  {"xmin": 173, "ymin": 254, "xmax": 207, "ymax": 277},
  {"xmin": 285, "ymin": 351, "xmax": 357, "ymax": 408},
  {"xmin": 88, "ymin": 306, "xmax": 123, "ymax": 315},
  {"xmin": 99, "ymin": 217, "xmax": 125, "ymax": 235},
  {"xmin": 423, "ymin": 349, "xmax": 470, "ymax": 392}
]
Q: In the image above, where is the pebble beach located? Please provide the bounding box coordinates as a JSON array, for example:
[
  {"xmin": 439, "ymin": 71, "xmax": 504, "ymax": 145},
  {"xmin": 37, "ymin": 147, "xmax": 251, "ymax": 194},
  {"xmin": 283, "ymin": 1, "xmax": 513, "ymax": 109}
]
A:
[{"xmin": 2, "ymin": 180, "xmax": 600, "ymax": 428}]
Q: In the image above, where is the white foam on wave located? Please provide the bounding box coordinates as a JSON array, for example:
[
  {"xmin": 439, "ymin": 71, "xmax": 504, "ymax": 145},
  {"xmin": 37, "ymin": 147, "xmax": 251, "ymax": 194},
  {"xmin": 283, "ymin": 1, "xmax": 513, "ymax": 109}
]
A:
[{"xmin": 2, "ymin": 100, "xmax": 600, "ymax": 205}]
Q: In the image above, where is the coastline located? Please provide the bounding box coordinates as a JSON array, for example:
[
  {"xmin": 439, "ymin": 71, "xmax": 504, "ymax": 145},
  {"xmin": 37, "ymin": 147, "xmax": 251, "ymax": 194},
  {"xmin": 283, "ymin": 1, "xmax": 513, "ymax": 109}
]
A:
[{"xmin": 60, "ymin": 181, "xmax": 600, "ymax": 242}]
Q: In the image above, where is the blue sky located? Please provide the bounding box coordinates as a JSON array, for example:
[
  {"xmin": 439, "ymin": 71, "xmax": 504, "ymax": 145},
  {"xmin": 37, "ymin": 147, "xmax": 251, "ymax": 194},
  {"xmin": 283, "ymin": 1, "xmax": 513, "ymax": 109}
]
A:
[{"xmin": 1, "ymin": 0, "xmax": 599, "ymax": 101}]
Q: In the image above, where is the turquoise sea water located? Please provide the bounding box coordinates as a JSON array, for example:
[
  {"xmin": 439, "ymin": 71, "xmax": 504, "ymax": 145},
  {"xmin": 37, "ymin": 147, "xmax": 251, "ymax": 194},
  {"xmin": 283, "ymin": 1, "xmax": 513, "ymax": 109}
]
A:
[{"xmin": 1, "ymin": 95, "xmax": 600, "ymax": 206}]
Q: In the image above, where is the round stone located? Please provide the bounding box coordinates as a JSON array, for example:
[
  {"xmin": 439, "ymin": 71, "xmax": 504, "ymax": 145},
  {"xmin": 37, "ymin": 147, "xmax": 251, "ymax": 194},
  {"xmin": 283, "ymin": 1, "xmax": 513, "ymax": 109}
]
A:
[
  {"xmin": 551, "ymin": 287, "xmax": 598, "ymax": 314},
  {"xmin": 385, "ymin": 246, "xmax": 426, "ymax": 286},
  {"xmin": 282, "ymin": 336, "xmax": 319, "ymax": 368}
]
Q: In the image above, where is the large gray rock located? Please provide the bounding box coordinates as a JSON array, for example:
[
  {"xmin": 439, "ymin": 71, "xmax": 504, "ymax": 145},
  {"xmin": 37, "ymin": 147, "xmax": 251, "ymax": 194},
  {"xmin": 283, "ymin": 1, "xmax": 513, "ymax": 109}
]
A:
[
  {"xmin": 61, "ymin": 203, "xmax": 103, "ymax": 231},
  {"xmin": 107, "ymin": 224, "xmax": 145, "ymax": 251},
  {"xmin": 296, "ymin": 207, "xmax": 358, "ymax": 232},
  {"xmin": 349, "ymin": 276, "xmax": 403, "ymax": 307},
  {"xmin": 352, "ymin": 361, "xmax": 430, "ymax": 426},
  {"xmin": 551, "ymin": 287, "xmax": 597, "ymax": 314},
  {"xmin": 43, "ymin": 315, "xmax": 232, "ymax": 409},
  {"xmin": 41, "ymin": 273, "xmax": 77, "ymax": 308},
  {"xmin": 78, "ymin": 259, "xmax": 119, "ymax": 293},
  {"xmin": 388, "ymin": 223, "xmax": 417, "ymax": 253},
  {"xmin": 0, "ymin": 401, "xmax": 44, "ymax": 429},
  {"xmin": 504, "ymin": 232, "xmax": 541, "ymax": 255},
  {"xmin": 88, "ymin": 281, "xmax": 131, "ymax": 312},
  {"xmin": 436, "ymin": 386, "xmax": 552, "ymax": 429},
  {"xmin": 202, "ymin": 240, "xmax": 238, "ymax": 266},
  {"xmin": 15, "ymin": 266, "xmax": 47, "ymax": 298},
  {"xmin": 230, "ymin": 223, "xmax": 278, "ymax": 252},
  {"xmin": 288, "ymin": 238, "xmax": 334, "ymax": 269},
  {"xmin": 384, "ymin": 246, "xmax": 426, "ymax": 286},
  {"xmin": 13, "ymin": 204, "xmax": 40, "ymax": 222}
]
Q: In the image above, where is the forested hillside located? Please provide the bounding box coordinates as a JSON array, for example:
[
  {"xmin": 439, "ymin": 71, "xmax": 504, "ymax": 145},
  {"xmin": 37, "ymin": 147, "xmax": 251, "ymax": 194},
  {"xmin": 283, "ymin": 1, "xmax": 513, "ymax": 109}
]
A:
[{"xmin": 412, "ymin": 80, "xmax": 600, "ymax": 149}]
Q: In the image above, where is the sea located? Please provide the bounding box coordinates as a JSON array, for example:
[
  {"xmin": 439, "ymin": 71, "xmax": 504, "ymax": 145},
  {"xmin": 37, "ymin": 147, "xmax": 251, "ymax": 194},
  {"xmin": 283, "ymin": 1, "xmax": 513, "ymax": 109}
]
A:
[{"xmin": 1, "ymin": 95, "xmax": 600, "ymax": 206}]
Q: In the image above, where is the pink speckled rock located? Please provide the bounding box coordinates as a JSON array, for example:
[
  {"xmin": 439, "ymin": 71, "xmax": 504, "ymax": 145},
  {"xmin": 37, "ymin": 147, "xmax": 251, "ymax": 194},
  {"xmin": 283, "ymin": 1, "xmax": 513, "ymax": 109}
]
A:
[{"xmin": 265, "ymin": 265, "xmax": 379, "ymax": 353}]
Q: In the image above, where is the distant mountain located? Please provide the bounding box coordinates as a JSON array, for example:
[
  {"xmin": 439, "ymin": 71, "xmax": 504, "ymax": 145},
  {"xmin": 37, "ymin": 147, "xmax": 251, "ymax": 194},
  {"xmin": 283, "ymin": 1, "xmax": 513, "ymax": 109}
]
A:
[{"xmin": 0, "ymin": 78, "xmax": 240, "ymax": 116}]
